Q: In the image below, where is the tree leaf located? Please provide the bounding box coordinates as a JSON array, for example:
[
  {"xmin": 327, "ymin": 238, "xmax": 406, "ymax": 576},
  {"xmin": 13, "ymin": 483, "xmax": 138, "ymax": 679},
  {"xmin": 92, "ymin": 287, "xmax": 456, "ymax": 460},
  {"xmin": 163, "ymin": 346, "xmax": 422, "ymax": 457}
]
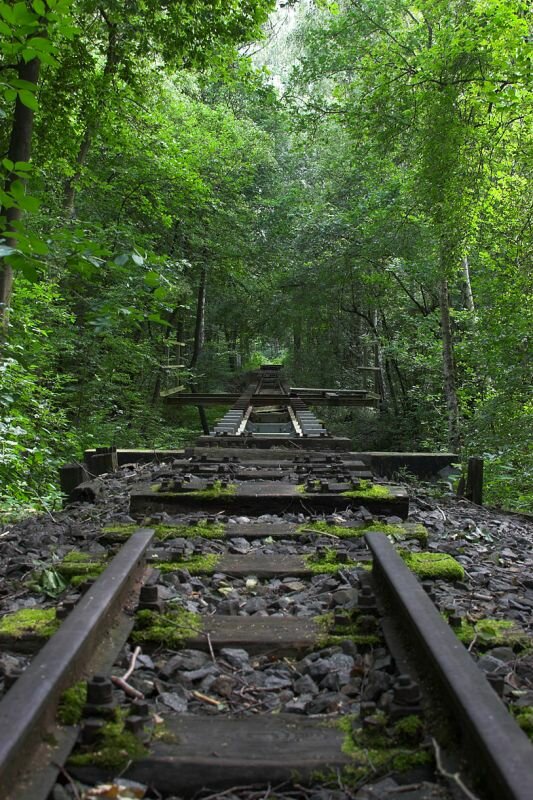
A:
[
  {"xmin": 18, "ymin": 90, "xmax": 38, "ymax": 111},
  {"xmin": 144, "ymin": 270, "xmax": 160, "ymax": 287}
]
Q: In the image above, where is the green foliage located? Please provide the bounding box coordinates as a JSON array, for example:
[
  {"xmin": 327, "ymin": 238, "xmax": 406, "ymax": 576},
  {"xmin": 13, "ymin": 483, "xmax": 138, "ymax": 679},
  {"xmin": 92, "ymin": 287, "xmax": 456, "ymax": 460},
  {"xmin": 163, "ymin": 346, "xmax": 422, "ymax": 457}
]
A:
[{"xmin": 0, "ymin": 0, "xmax": 530, "ymax": 515}]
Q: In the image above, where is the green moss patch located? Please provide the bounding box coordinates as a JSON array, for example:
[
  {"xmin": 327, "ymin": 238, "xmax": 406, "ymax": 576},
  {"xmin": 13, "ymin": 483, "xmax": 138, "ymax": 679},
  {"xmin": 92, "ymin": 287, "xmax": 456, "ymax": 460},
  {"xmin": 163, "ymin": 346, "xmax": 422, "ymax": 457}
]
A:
[
  {"xmin": 102, "ymin": 520, "xmax": 226, "ymax": 541},
  {"xmin": 303, "ymin": 548, "xmax": 363, "ymax": 574},
  {"xmin": 314, "ymin": 612, "xmax": 381, "ymax": 648},
  {"xmin": 57, "ymin": 551, "xmax": 105, "ymax": 579},
  {"xmin": 511, "ymin": 707, "xmax": 533, "ymax": 740},
  {"xmin": 455, "ymin": 618, "xmax": 530, "ymax": 651},
  {"xmin": 155, "ymin": 481, "xmax": 236, "ymax": 500},
  {"xmin": 68, "ymin": 710, "xmax": 147, "ymax": 770},
  {"xmin": 341, "ymin": 481, "xmax": 394, "ymax": 501},
  {"xmin": 0, "ymin": 607, "xmax": 59, "ymax": 639},
  {"xmin": 156, "ymin": 553, "xmax": 220, "ymax": 575},
  {"xmin": 132, "ymin": 608, "xmax": 202, "ymax": 647},
  {"xmin": 392, "ymin": 714, "xmax": 424, "ymax": 742},
  {"xmin": 298, "ymin": 520, "xmax": 427, "ymax": 544},
  {"xmin": 299, "ymin": 480, "xmax": 394, "ymax": 501},
  {"xmin": 325, "ymin": 715, "xmax": 432, "ymax": 786},
  {"xmin": 400, "ymin": 551, "xmax": 464, "ymax": 581},
  {"xmin": 57, "ymin": 681, "xmax": 87, "ymax": 725}
]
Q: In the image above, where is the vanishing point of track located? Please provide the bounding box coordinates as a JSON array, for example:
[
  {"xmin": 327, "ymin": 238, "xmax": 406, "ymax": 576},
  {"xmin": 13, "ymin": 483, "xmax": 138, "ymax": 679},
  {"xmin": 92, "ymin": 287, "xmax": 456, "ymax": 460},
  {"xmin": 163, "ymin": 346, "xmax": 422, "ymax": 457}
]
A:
[{"xmin": 0, "ymin": 366, "xmax": 531, "ymax": 800}]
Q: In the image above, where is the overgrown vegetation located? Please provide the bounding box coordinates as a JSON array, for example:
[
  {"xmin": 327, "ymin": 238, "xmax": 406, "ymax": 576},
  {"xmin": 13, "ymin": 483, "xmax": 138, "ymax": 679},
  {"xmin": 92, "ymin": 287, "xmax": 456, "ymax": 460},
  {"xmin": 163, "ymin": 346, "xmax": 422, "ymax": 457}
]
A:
[
  {"xmin": 0, "ymin": 0, "xmax": 530, "ymax": 515},
  {"xmin": 131, "ymin": 608, "xmax": 202, "ymax": 647},
  {"xmin": 298, "ymin": 520, "xmax": 428, "ymax": 543},
  {"xmin": 0, "ymin": 607, "xmax": 59, "ymax": 639}
]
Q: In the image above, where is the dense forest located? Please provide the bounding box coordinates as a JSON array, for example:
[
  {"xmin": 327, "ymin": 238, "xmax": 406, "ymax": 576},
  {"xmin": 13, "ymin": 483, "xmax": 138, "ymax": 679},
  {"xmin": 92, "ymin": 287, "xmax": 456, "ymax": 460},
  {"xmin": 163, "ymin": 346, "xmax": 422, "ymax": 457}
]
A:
[{"xmin": 0, "ymin": 0, "xmax": 531, "ymax": 515}]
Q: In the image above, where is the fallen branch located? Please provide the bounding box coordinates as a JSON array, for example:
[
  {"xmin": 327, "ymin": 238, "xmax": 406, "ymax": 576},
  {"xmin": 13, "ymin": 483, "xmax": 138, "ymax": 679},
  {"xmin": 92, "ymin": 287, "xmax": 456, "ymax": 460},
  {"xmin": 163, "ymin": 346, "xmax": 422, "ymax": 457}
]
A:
[
  {"xmin": 122, "ymin": 645, "xmax": 141, "ymax": 681},
  {"xmin": 431, "ymin": 737, "xmax": 481, "ymax": 800},
  {"xmin": 192, "ymin": 690, "xmax": 223, "ymax": 707},
  {"xmin": 110, "ymin": 675, "xmax": 144, "ymax": 699}
]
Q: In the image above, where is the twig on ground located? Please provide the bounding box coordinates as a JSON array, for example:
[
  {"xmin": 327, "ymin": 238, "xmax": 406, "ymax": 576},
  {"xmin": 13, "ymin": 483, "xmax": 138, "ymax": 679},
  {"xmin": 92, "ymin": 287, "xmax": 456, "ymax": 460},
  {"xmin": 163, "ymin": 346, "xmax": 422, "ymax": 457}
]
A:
[
  {"xmin": 51, "ymin": 762, "xmax": 82, "ymax": 800},
  {"xmin": 206, "ymin": 631, "xmax": 216, "ymax": 663},
  {"xmin": 299, "ymin": 527, "xmax": 340, "ymax": 539},
  {"xmin": 122, "ymin": 645, "xmax": 141, "ymax": 681},
  {"xmin": 431, "ymin": 737, "xmax": 481, "ymax": 800},
  {"xmin": 110, "ymin": 675, "xmax": 144, "ymax": 698},
  {"xmin": 192, "ymin": 690, "xmax": 224, "ymax": 707},
  {"xmin": 198, "ymin": 783, "xmax": 265, "ymax": 799}
]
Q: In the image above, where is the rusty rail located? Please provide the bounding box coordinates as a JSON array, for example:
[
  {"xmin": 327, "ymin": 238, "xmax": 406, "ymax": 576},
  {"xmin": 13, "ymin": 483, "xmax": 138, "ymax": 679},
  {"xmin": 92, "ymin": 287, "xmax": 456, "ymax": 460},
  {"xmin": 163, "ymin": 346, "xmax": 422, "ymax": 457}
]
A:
[
  {"xmin": 0, "ymin": 529, "xmax": 154, "ymax": 797},
  {"xmin": 366, "ymin": 532, "xmax": 533, "ymax": 800}
]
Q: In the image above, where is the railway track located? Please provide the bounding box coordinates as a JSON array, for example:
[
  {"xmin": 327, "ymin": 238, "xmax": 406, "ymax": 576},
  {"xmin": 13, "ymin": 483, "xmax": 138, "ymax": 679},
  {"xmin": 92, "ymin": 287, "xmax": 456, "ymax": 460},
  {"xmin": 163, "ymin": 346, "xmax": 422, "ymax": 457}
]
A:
[{"xmin": 0, "ymin": 366, "xmax": 532, "ymax": 800}]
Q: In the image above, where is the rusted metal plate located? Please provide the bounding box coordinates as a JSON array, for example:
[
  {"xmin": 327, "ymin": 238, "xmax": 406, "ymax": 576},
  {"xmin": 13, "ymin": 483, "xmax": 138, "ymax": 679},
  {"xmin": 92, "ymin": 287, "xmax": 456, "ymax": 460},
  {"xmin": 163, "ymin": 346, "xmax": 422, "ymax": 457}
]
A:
[
  {"xmin": 366, "ymin": 532, "xmax": 533, "ymax": 800},
  {"xmin": 0, "ymin": 529, "xmax": 154, "ymax": 796}
]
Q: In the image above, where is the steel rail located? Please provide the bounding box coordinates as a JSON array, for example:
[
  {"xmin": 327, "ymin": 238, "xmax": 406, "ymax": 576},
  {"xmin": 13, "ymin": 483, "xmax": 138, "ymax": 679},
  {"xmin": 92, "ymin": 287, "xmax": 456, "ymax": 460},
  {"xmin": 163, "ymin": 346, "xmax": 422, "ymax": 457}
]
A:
[
  {"xmin": 365, "ymin": 532, "xmax": 533, "ymax": 800},
  {"xmin": 0, "ymin": 529, "xmax": 154, "ymax": 795}
]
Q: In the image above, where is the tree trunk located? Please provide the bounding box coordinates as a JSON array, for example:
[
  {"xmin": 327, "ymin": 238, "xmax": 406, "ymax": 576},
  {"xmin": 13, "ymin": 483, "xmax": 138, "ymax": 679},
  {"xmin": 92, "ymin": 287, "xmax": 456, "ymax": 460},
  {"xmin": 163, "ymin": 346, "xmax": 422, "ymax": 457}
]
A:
[
  {"xmin": 384, "ymin": 359, "xmax": 399, "ymax": 416},
  {"xmin": 0, "ymin": 58, "xmax": 41, "ymax": 334},
  {"xmin": 189, "ymin": 266, "xmax": 209, "ymax": 435},
  {"xmin": 461, "ymin": 255, "xmax": 475, "ymax": 312},
  {"xmin": 226, "ymin": 327, "xmax": 238, "ymax": 371},
  {"xmin": 151, "ymin": 307, "xmax": 180, "ymax": 405},
  {"xmin": 63, "ymin": 126, "xmax": 93, "ymax": 216},
  {"xmin": 439, "ymin": 278, "xmax": 461, "ymax": 452},
  {"xmin": 372, "ymin": 309, "xmax": 387, "ymax": 403},
  {"xmin": 190, "ymin": 266, "xmax": 207, "ymax": 370},
  {"xmin": 293, "ymin": 324, "xmax": 301, "ymax": 364},
  {"xmin": 62, "ymin": 19, "xmax": 117, "ymax": 215}
]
